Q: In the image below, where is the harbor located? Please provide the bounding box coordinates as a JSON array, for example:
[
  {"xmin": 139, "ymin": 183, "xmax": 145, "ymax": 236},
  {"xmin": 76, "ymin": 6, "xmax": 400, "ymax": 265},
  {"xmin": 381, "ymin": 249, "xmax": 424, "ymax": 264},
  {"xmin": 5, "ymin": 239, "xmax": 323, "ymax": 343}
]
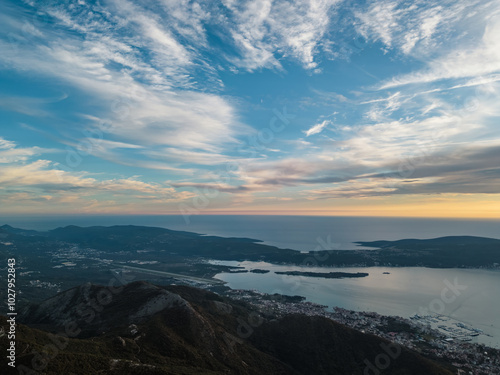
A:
[{"xmin": 410, "ymin": 313, "xmax": 490, "ymax": 344}]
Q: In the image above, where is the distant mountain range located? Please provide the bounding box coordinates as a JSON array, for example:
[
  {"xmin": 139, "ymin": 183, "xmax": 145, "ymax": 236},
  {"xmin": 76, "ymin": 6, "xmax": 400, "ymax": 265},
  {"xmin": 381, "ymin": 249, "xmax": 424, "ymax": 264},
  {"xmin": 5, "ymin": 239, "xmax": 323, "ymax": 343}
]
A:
[
  {"xmin": 1, "ymin": 281, "xmax": 455, "ymax": 375},
  {"xmin": 1, "ymin": 224, "xmax": 499, "ymax": 268},
  {"xmin": 355, "ymin": 236, "xmax": 500, "ymax": 267}
]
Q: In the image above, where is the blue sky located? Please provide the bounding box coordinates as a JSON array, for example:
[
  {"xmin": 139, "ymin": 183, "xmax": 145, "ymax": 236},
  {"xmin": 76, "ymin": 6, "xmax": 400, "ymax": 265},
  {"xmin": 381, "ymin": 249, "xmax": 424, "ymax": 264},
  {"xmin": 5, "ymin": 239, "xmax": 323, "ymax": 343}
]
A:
[{"xmin": 1, "ymin": 0, "xmax": 500, "ymax": 217}]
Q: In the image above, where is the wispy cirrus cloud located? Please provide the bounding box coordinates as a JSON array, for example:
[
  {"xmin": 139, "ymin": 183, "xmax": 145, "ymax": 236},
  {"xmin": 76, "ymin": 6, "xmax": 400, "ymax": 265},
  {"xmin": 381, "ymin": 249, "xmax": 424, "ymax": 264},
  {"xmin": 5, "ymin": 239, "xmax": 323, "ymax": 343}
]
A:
[
  {"xmin": 0, "ymin": 0, "xmax": 248, "ymax": 171},
  {"xmin": 304, "ymin": 120, "xmax": 332, "ymax": 136},
  {"xmin": 353, "ymin": 0, "xmax": 500, "ymax": 89},
  {"xmin": 354, "ymin": 0, "xmax": 491, "ymax": 57},
  {"xmin": 0, "ymin": 94, "xmax": 67, "ymax": 117},
  {"xmin": 229, "ymin": 79, "xmax": 500, "ymax": 202},
  {"xmin": 222, "ymin": 0, "xmax": 340, "ymax": 71},
  {"xmin": 379, "ymin": 15, "xmax": 500, "ymax": 88}
]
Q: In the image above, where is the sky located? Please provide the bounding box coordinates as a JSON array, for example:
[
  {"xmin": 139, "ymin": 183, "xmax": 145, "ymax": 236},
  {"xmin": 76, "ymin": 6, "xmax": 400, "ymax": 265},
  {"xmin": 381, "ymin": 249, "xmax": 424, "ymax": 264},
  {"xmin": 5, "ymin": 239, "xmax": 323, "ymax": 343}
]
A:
[{"xmin": 1, "ymin": 0, "xmax": 500, "ymax": 218}]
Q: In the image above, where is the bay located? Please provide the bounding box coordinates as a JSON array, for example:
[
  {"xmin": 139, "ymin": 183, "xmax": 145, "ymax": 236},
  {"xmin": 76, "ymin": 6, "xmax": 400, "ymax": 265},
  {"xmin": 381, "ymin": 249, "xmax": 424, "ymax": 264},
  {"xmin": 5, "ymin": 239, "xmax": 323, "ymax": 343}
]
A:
[{"xmin": 212, "ymin": 260, "xmax": 500, "ymax": 348}]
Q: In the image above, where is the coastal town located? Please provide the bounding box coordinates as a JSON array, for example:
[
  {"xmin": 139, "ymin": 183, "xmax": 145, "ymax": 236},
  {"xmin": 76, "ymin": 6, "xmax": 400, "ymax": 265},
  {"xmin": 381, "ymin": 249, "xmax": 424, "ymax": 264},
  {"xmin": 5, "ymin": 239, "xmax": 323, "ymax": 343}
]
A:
[{"xmin": 224, "ymin": 288, "xmax": 500, "ymax": 375}]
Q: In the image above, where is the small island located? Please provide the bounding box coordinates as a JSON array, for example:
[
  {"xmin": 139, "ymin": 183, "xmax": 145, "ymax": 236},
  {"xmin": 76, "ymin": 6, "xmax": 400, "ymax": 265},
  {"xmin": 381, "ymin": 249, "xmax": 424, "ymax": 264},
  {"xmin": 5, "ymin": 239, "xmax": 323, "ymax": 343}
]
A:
[
  {"xmin": 250, "ymin": 269, "xmax": 270, "ymax": 274},
  {"xmin": 275, "ymin": 271, "xmax": 369, "ymax": 279}
]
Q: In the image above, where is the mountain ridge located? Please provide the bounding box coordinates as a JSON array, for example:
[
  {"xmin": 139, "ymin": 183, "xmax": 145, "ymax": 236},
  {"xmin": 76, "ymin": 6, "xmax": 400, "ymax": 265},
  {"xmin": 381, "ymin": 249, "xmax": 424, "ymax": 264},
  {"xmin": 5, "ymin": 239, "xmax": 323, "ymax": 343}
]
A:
[
  {"xmin": 2, "ymin": 224, "xmax": 500, "ymax": 271},
  {"xmin": 2, "ymin": 281, "xmax": 455, "ymax": 375}
]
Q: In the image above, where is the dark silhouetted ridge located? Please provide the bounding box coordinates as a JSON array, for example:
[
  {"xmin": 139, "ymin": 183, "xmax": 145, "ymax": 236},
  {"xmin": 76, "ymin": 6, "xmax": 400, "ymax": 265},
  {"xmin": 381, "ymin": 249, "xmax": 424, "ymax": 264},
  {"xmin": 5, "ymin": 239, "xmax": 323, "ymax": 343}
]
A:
[{"xmin": 0, "ymin": 281, "xmax": 456, "ymax": 375}]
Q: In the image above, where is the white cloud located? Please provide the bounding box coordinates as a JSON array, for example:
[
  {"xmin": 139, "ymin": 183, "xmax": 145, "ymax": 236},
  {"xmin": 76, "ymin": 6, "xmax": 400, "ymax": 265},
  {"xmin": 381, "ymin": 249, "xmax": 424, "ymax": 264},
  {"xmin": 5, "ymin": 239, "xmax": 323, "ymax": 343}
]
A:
[
  {"xmin": 380, "ymin": 14, "xmax": 500, "ymax": 88},
  {"xmin": 304, "ymin": 120, "xmax": 332, "ymax": 136},
  {"xmin": 352, "ymin": 0, "xmax": 500, "ymax": 90},
  {"xmin": 0, "ymin": 1, "xmax": 250, "ymax": 170},
  {"xmin": 231, "ymin": 79, "xmax": 500, "ymax": 199},
  {"xmin": 0, "ymin": 160, "xmax": 194, "ymax": 209},
  {"xmin": 0, "ymin": 137, "xmax": 55, "ymax": 164},
  {"xmin": 0, "ymin": 94, "xmax": 68, "ymax": 117},
  {"xmin": 158, "ymin": 0, "xmax": 210, "ymax": 45},
  {"xmin": 0, "ymin": 138, "xmax": 15, "ymax": 150},
  {"xmin": 223, "ymin": 0, "xmax": 339, "ymax": 70},
  {"xmin": 355, "ymin": 1, "xmax": 401, "ymax": 50},
  {"xmin": 354, "ymin": 0, "xmax": 489, "ymax": 57}
]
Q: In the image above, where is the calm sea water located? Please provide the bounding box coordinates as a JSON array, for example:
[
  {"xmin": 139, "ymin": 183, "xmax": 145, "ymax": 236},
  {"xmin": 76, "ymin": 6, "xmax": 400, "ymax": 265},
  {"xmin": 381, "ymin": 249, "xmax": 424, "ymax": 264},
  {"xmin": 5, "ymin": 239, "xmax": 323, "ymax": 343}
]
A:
[
  {"xmin": 212, "ymin": 261, "xmax": 500, "ymax": 348},
  {"xmin": 2, "ymin": 215, "xmax": 500, "ymax": 251}
]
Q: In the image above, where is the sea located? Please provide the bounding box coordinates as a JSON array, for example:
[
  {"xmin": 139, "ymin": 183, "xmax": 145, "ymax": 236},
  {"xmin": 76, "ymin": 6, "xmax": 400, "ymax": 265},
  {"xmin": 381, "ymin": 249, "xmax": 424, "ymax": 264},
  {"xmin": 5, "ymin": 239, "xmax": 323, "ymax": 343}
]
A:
[
  {"xmin": 3, "ymin": 214, "xmax": 500, "ymax": 251},
  {"xmin": 3, "ymin": 215, "xmax": 500, "ymax": 347}
]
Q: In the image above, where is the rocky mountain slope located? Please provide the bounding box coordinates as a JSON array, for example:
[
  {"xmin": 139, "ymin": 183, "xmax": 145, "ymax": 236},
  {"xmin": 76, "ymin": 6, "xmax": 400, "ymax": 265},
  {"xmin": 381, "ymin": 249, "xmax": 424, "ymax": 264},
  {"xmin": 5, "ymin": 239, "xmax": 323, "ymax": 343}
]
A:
[{"xmin": 1, "ymin": 281, "xmax": 455, "ymax": 374}]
